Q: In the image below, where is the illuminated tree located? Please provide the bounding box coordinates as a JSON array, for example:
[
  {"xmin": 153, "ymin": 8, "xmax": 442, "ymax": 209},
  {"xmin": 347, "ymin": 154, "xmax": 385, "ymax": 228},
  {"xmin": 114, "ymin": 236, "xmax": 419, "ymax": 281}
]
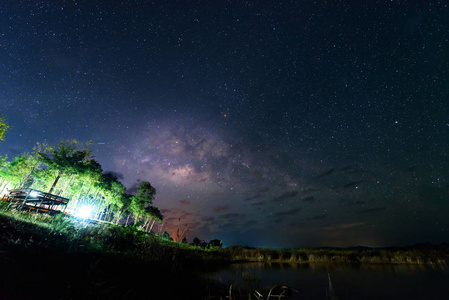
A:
[
  {"xmin": 0, "ymin": 156, "xmax": 12, "ymax": 196},
  {"xmin": 0, "ymin": 116, "xmax": 9, "ymax": 141},
  {"xmin": 93, "ymin": 172, "xmax": 127, "ymax": 222},
  {"xmin": 130, "ymin": 181, "xmax": 156, "ymax": 222},
  {"xmin": 37, "ymin": 139, "xmax": 95, "ymax": 194},
  {"xmin": 2, "ymin": 154, "xmax": 40, "ymax": 189},
  {"xmin": 143, "ymin": 205, "xmax": 163, "ymax": 232}
]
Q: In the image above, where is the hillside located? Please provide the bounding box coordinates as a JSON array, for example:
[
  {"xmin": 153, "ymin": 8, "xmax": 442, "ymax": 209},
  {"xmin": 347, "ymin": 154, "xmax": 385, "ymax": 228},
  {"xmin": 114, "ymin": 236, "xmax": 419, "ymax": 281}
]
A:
[{"xmin": 0, "ymin": 210, "xmax": 227, "ymax": 300}]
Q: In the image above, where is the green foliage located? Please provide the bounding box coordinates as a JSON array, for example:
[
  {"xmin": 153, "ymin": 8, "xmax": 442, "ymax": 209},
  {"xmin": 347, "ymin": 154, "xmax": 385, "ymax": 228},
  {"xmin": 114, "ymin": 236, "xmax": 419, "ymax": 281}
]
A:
[
  {"xmin": 36, "ymin": 139, "xmax": 97, "ymax": 194},
  {"xmin": 0, "ymin": 116, "xmax": 9, "ymax": 141},
  {"xmin": 207, "ymin": 239, "xmax": 223, "ymax": 250},
  {"xmin": 0, "ymin": 139, "xmax": 164, "ymax": 226},
  {"xmin": 130, "ymin": 181, "xmax": 156, "ymax": 216},
  {"xmin": 130, "ymin": 181, "xmax": 162, "ymax": 230}
]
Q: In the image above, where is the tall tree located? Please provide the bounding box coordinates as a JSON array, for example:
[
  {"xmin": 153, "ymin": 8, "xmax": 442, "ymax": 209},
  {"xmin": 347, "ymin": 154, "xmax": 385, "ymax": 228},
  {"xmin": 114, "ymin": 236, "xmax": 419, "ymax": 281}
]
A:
[{"xmin": 130, "ymin": 181, "xmax": 156, "ymax": 223}]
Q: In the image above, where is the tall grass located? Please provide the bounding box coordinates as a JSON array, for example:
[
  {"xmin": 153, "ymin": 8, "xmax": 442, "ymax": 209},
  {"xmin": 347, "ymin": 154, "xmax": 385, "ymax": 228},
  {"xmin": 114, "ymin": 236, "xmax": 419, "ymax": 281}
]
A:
[
  {"xmin": 223, "ymin": 245, "xmax": 449, "ymax": 266},
  {"xmin": 0, "ymin": 201, "xmax": 228, "ymax": 271}
]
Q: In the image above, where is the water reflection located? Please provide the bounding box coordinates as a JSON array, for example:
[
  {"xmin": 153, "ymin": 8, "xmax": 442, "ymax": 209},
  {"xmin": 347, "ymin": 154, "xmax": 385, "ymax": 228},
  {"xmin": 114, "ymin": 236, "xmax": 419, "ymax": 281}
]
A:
[{"xmin": 209, "ymin": 262, "xmax": 449, "ymax": 300}]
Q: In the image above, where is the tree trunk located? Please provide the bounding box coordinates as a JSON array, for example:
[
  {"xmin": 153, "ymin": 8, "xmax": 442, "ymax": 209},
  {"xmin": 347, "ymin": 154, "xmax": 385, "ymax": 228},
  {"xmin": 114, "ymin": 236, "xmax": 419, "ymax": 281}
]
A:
[
  {"xmin": 48, "ymin": 173, "xmax": 61, "ymax": 195},
  {"xmin": 61, "ymin": 175, "xmax": 74, "ymax": 197},
  {"xmin": 91, "ymin": 188, "xmax": 100, "ymax": 206},
  {"xmin": 115, "ymin": 211, "xmax": 123, "ymax": 225},
  {"xmin": 20, "ymin": 166, "xmax": 36, "ymax": 189},
  {"xmin": 144, "ymin": 218, "xmax": 150, "ymax": 232},
  {"xmin": 0, "ymin": 180, "xmax": 10, "ymax": 197},
  {"xmin": 149, "ymin": 219, "xmax": 156, "ymax": 232},
  {"xmin": 69, "ymin": 181, "xmax": 84, "ymax": 212},
  {"xmin": 95, "ymin": 198, "xmax": 104, "ymax": 219},
  {"xmin": 77, "ymin": 184, "xmax": 92, "ymax": 210},
  {"xmin": 125, "ymin": 214, "xmax": 130, "ymax": 225},
  {"xmin": 105, "ymin": 205, "xmax": 112, "ymax": 222}
]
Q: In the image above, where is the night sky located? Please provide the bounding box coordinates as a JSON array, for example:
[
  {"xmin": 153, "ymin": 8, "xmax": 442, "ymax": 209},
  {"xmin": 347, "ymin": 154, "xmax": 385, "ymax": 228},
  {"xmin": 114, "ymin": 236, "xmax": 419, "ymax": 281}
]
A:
[{"xmin": 1, "ymin": 1, "xmax": 449, "ymax": 248}]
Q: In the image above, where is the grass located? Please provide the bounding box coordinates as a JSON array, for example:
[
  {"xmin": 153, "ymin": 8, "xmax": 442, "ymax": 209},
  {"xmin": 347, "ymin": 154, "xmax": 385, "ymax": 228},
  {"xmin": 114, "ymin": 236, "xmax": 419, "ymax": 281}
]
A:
[
  {"xmin": 0, "ymin": 201, "xmax": 229, "ymax": 299},
  {"xmin": 223, "ymin": 245, "xmax": 449, "ymax": 266}
]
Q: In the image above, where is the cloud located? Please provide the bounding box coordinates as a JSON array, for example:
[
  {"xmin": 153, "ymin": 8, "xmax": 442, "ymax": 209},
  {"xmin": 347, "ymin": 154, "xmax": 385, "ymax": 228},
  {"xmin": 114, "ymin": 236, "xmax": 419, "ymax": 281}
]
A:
[
  {"xmin": 342, "ymin": 180, "xmax": 364, "ymax": 189},
  {"xmin": 302, "ymin": 196, "xmax": 315, "ymax": 202},
  {"xmin": 271, "ymin": 190, "xmax": 299, "ymax": 202},
  {"xmin": 321, "ymin": 222, "xmax": 367, "ymax": 231},
  {"xmin": 315, "ymin": 168, "xmax": 334, "ymax": 179},
  {"xmin": 359, "ymin": 207, "xmax": 387, "ymax": 214},
  {"xmin": 244, "ymin": 193, "xmax": 264, "ymax": 201},
  {"xmin": 213, "ymin": 205, "xmax": 229, "ymax": 213},
  {"xmin": 272, "ymin": 207, "xmax": 301, "ymax": 217},
  {"xmin": 244, "ymin": 187, "xmax": 270, "ymax": 201},
  {"xmin": 179, "ymin": 199, "xmax": 191, "ymax": 205},
  {"xmin": 309, "ymin": 214, "xmax": 326, "ymax": 220},
  {"xmin": 250, "ymin": 201, "xmax": 265, "ymax": 207},
  {"xmin": 218, "ymin": 212, "xmax": 242, "ymax": 220}
]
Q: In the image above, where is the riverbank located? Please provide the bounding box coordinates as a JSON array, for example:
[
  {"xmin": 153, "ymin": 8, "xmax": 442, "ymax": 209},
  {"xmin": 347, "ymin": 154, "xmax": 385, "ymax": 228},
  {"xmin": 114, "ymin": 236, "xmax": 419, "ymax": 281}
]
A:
[{"xmin": 223, "ymin": 245, "xmax": 449, "ymax": 265}]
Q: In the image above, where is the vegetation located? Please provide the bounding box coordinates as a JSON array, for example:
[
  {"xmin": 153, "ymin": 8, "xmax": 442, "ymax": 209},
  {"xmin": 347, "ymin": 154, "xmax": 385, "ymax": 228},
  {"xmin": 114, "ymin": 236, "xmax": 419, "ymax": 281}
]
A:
[
  {"xmin": 0, "ymin": 115, "xmax": 9, "ymax": 141},
  {"xmin": 223, "ymin": 245, "xmax": 449, "ymax": 266},
  {"xmin": 0, "ymin": 139, "xmax": 163, "ymax": 228},
  {"xmin": 0, "ymin": 202, "xmax": 228, "ymax": 299},
  {"xmin": 1, "ymin": 138, "xmax": 448, "ymax": 299}
]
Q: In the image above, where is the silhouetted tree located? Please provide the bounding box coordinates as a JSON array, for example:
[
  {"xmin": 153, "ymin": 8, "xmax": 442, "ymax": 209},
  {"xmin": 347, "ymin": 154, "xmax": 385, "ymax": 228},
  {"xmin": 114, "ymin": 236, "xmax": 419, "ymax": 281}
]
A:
[{"xmin": 208, "ymin": 239, "xmax": 223, "ymax": 249}]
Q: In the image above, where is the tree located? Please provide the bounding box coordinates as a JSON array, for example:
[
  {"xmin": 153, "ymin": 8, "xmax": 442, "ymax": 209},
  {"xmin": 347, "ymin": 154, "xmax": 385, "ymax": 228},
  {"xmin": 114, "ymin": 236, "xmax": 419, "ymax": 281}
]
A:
[
  {"xmin": 208, "ymin": 239, "xmax": 223, "ymax": 250},
  {"xmin": 192, "ymin": 237, "xmax": 207, "ymax": 248},
  {"xmin": 130, "ymin": 181, "xmax": 156, "ymax": 222},
  {"xmin": 143, "ymin": 205, "xmax": 163, "ymax": 232},
  {"xmin": 37, "ymin": 140, "xmax": 95, "ymax": 194},
  {"xmin": 3, "ymin": 154, "xmax": 40, "ymax": 189},
  {"xmin": 95, "ymin": 172, "xmax": 127, "ymax": 222},
  {"xmin": 0, "ymin": 116, "xmax": 9, "ymax": 141},
  {"xmin": 162, "ymin": 231, "xmax": 173, "ymax": 241}
]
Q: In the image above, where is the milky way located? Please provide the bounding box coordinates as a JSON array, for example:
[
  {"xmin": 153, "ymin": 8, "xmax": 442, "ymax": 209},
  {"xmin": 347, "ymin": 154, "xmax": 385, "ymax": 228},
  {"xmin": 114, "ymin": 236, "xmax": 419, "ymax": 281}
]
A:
[{"xmin": 1, "ymin": 1, "xmax": 448, "ymax": 247}]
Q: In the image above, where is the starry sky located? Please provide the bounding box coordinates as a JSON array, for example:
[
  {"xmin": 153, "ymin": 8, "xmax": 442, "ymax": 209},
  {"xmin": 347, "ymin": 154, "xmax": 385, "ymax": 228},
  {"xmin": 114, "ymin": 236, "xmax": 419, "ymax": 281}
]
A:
[{"xmin": 1, "ymin": 1, "xmax": 449, "ymax": 248}]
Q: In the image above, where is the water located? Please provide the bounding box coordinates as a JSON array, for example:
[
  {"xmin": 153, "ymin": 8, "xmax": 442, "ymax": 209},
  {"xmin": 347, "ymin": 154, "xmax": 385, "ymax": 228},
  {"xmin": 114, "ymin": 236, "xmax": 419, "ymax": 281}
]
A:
[{"xmin": 208, "ymin": 262, "xmax": 449, "ymax": 299}]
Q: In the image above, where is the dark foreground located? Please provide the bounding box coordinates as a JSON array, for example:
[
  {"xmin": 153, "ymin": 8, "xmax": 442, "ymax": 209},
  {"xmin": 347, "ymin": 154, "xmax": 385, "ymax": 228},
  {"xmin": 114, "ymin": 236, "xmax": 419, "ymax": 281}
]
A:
[
  {"xmin": 1, "ymin": 211, "xmax": 448, "ymax": 300},
  {"xmin": 0, "ymin": 214, "xmax": 226, "ymax": 300}
]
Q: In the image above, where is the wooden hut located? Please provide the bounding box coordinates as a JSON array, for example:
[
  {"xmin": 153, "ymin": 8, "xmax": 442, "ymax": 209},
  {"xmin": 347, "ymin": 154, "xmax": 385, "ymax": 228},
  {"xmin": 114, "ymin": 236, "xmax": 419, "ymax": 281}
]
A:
[{"xmin": 4, "ymin": 188, "xmax": 69, "ymax": 214}]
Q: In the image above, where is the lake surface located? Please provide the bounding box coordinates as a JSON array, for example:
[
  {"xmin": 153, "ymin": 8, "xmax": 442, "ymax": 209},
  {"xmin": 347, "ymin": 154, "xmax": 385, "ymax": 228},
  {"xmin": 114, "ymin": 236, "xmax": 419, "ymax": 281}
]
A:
[{"xmin": 207, "ymin": 262, "xmax": 449, "ymax": 299}]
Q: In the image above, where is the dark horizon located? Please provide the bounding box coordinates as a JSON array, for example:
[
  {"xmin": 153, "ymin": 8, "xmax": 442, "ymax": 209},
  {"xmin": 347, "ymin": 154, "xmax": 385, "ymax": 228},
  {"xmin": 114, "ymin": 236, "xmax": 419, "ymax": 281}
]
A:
[{"xmin": 1, "ymin": 1, "xmax": 448, "ymax": 248}]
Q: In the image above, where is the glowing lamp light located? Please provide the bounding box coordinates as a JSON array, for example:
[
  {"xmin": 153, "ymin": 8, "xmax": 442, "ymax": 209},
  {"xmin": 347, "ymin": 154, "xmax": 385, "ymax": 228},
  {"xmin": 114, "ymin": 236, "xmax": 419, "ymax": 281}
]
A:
[
  {"xmin": 75, "ymin": 205, "xmax": 93, "ymax": 220},
  {"xmin": 29, "ymin": 191, "xmax": 39, "ymax": 197}
]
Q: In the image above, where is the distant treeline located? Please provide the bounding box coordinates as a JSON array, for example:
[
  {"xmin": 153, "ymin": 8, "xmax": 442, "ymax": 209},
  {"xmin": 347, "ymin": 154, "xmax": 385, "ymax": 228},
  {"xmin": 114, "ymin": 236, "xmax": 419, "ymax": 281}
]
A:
[{"xmin": 223, "ymin": 245, "xmax": 449, "ymax": 265}]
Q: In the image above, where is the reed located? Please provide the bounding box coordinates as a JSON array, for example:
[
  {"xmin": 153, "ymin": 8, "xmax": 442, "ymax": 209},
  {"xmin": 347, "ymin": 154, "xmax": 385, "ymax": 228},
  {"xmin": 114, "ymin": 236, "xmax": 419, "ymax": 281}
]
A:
[{"xmin": 223, "ymin": 245, "xmax": 449, "ymax": 266}]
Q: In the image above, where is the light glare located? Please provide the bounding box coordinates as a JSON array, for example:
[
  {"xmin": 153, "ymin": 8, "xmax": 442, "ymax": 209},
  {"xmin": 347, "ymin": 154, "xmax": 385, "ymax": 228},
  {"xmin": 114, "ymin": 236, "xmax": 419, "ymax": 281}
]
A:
[{"xmin": 76, "ymin": 205, "xmax": 92, "ymax": 219}]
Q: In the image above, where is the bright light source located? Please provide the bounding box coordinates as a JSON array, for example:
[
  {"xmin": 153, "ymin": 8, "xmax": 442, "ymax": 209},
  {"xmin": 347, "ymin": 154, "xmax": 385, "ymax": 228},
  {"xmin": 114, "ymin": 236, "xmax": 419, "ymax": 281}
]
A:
[
  {"xmin": 29, "ymin": 191, "xmax": 39, "ymax": 197},
  {"xmin": 75, "ymin": 205, "xmax": 93, "ymax": 220}
]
